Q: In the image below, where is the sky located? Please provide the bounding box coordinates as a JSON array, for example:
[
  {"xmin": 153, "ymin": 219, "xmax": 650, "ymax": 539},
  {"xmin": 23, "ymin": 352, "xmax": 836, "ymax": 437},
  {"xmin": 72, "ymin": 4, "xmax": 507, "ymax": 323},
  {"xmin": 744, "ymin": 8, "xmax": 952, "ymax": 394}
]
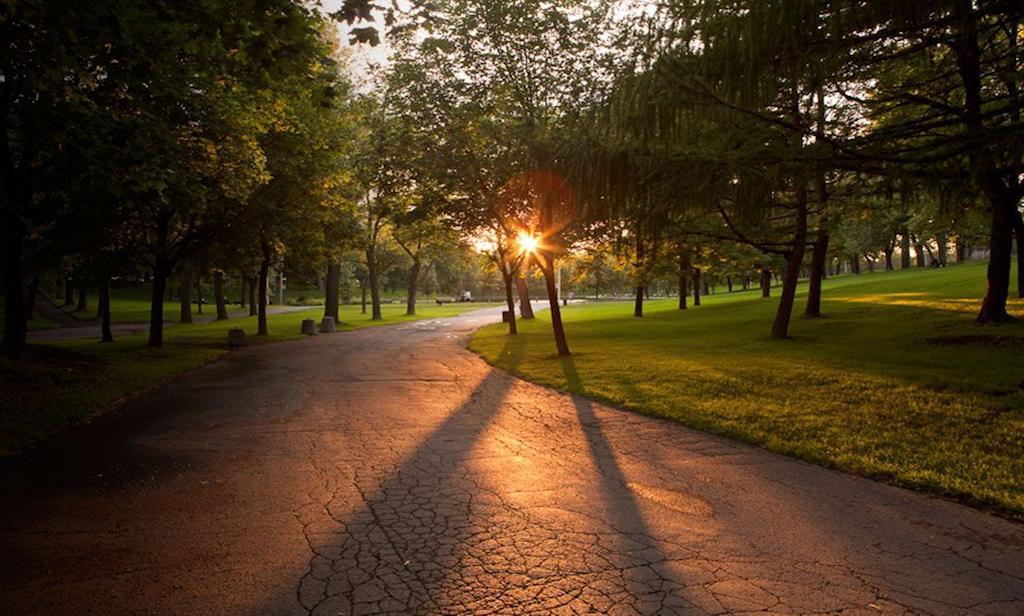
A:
[{"xmin": 317, "ymin": 0, "xmax": 394, "ymax": 88}]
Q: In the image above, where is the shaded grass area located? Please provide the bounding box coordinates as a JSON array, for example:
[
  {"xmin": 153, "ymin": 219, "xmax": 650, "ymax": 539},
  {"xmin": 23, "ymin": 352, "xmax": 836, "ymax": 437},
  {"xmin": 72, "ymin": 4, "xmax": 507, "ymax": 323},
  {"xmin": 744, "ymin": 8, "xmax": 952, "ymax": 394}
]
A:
[
  {"xmin": 470, "ymin": 261, "xmax": 1024, "ymax": 519},
  {"xmin": 0, "ymin": 301, "xmax": 496, "ymax": 457}
]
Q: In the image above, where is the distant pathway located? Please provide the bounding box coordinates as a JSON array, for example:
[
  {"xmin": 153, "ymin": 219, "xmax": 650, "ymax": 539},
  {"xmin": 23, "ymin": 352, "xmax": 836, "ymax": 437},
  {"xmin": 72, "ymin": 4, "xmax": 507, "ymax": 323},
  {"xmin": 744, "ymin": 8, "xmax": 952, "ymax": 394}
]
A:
[
  {"xmin": 27, "ymin": 303, "xmax": 313, "ymax": 342},
  {"xmin": 2, "ymin": 307, "xmax": 1023, "ymax": 614}
]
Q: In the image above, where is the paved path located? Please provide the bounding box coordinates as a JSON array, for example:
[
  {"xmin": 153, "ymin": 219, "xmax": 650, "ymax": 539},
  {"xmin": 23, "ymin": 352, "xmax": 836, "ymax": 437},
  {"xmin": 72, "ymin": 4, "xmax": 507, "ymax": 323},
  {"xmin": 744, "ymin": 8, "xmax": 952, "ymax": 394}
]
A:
[{"xmin": 2, "ymin": 308, "xmax": 1023, "ymax": 615}]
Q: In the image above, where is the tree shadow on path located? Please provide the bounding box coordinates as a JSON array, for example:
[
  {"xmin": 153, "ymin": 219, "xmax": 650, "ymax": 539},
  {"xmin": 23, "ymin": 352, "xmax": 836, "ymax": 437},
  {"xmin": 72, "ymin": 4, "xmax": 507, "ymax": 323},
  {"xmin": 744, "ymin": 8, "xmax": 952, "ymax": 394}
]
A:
[{"xmin": 296, "ymin": 368, "xmax": 517, "ymax": 614}]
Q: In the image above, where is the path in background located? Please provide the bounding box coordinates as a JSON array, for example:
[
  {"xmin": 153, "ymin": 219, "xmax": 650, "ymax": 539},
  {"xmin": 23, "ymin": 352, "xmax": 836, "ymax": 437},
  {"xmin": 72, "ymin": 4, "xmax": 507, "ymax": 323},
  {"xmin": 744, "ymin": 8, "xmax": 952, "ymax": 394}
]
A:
[{"xmin": 27, "ymin": 302, "xmax": 314, "ymax": 342}]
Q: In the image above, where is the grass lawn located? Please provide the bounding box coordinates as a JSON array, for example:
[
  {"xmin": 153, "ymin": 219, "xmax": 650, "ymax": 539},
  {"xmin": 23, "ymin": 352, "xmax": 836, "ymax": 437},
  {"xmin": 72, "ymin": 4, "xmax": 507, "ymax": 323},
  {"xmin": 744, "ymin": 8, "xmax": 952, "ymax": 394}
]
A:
[
  {"xmin": 470, "ymin": 261, "xmax": 1024, "ymax": 519},
  {"xmin": 0, "ymin": 301, "xmax": 496, "ymax": 457}
]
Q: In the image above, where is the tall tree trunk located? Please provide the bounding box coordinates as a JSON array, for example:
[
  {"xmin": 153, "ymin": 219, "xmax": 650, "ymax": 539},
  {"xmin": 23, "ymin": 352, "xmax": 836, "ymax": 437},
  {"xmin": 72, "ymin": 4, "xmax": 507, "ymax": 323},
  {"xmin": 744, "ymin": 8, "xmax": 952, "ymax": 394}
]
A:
[
  {"xmin": 678, "ymin": 255, "xmax": 688, "ymax": 310},
  {"xmin": 247, "ymin": 276, "xmax": 257, "ymax": 316},
  {"xmin": 406, "ymin": 257, "xmax": 420, "ymax": 316},
  {"xmin": 324, "ymin": 260, "xmax": 340, "ymax": 322},
  {"xmin": 540, "ymin": 251, "xmax": 570, "ymax": 356},
  {"xmin": 726, "ymin": 276, "xmax": 733, "ymax": 293},
  {"xmin": 633, "ymin": 284, "xmax": 644, "ymax": 317},
  {"xmin": 99, "ymin": 280, "xmax": 113, "ymax": 342},
  {"xmin": 900, "ymin": 229, "xmax": 912, "ymax": 269},
  {"xmin": 951, "ymin": 0, "xmax": 1014, "ymax": 323},
  {"xmin": 516, "ymin": 275, "xmax": 535, "ymax": 318},
  {"xmin": 502, "ymin": 268, "xmax": 517, "ymax": 335},
  {"xmin": 76, "ymin": 285, "xmax": 88, "ymax": 312},
  {"xmin": 772, "ymin": 186, "xmax": 809, "ymax": 339},
  {"xmin": 760, "ymin": 268, "xmax": 771, "ymax": 298},
  {"xmin": 214, "ymin": 271, "xmax": 228, "ymax": 320},
  {"xmin": 805, "ymin": 229, "xmax": 829, "ymax": 318},
  {"xmin": 194, "ymin": 275, "xmax": 203, "ymax": 315},
  {"xmin": 956, "ymin": 242, "xmax": 966, "ymax": 263},
  {"xmin": 937, "ymin": 235, "xmax": 949, "ymax": 266},
  {"xmin": 884, "ymin": 246, "xmax": 894, "ymax": 270},
  {"xmin": 914, "ymin": 241, "xmax": 926, "ymax": 267},
  {"xmin": 1, "ymin": 218, "xmax": 27, "ymax": 358},
  {"xmin": 25, "ymin": 276, "xmax": 39, "ymax": 320},
  {"xmin": 366, "ymin": 245, "xmax": 382, "ymax": 320},
  {"xmin": 258, "ymin": 244, "xmax": 271, "ymax": 335},
  {"xmin": 693, "ymin": 268, "xmax": 701, "ymax": 306},
  {"xmin": 147, "ymin": 262, "xmax": 170, "ymax": 348},
  {"xmin": 179, "ymin": 269, "xmax": 193, "ymax": 324}
]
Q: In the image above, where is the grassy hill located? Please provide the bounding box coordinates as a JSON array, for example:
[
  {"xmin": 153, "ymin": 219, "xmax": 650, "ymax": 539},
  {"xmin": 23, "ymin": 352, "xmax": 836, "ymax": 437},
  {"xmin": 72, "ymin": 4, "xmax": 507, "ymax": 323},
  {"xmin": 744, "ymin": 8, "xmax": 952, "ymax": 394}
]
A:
[{"xmin": 470, "ymin": 261, "xmax": 1024, "ymax": 518}]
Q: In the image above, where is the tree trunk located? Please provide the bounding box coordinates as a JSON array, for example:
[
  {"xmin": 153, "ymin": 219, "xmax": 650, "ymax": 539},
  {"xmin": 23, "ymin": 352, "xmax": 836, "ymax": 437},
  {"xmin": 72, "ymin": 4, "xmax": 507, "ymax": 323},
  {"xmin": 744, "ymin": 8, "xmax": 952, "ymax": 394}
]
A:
[
  {"xmin": 633, "ymin": 284, "xmax": 644, "ymax": 317},
  {"xmin": 937, "ymin": 235, "xmax": 948, "ymax": 266},
  {"xmin": 1016, "ymin": 214, "xmax": 1024, "ymax": 299},
  {"xmin": 99, "ymin": 280, "xmax": 113, "ymax": 342},
  {"xmin": 195, "ymin": 275, "xmax": 203, "ymax": 315},
  {"xmin": 366, "ymin": 246, "xmax": 382, "ymax": 320},
  {"xmin": 884, "ymin": 246, "xmax": 894, "ymax": 270},
  {"xmin": 516, "ymin": 275, "xmax": 534, "ymax": 318},
  {"xmin": 900, "ymin": 229, "xmax": 912, "ymax": 269},
  {"xmin": 726, "ymin": 276, "xmax": 733, "ymax": 293},
  {"xmin": 805, "ymin": 228, "xmax": 829, "ymax": 318},
  {"xmin": 678, "ymin": 256, "xmax": 688, "ymax": 310},
  {"xmin": 760, "ymin": 268, "xmax": 771, "ymax": 298},
  {"xmin": 693, "ymin": 268, "xmax": 701, "ymax": 306},
  {"xmin": 502, "ymin": 269, "xmax": 517, "ymax": 335},
  {"xmin": 540, "ymin": 251, "xmax": 570, "ymax": 356},
  {"xmin": 976, "ymin": 190, "xmax": 1014, "ymax": 322},
  {"xmin": 771, "ymin": 186, "xmax": 809, "ymax": 339},
  {"xmin": 63, "ymin": 277, "xmax": 74, "ymax": 306},
  {"xmin": 1, "ymin": 218, "xmax": 27, "ymax": 358},
  {"xmin": 25, "ymin": 276, "xmax": 39, "ymax": 320},
  {"xmin": 179, "ymin": 269, "xmax": 193, "ymax": 324},
  {"xmin": 956, "ymin": 242, "xmax": 966, "ymax": 263},
  {"xmin": 406, "ymin": 258, "xmax": 420, "ymax": 316},
  {"xmin": 324, "ymin": 260, "xmax": 340, "ymax": 322},
  {"xmin": 866, "ymin": 255, "xmax": 876, "ymax": 273},
  {"xmin": 258, "ymin": 244, "xmax": 271, "ymax": 335},
  {"xmin": 76, "ymin": 285, "xmax": 88, "ymax": 312},
  {"xmin": 214, "ymin": 271, "xmax": 228, "ymax": 320},
  {"xmin": 247, "ymin": 276, "xmax": 257, "ymax": 316},
  {"xmin": 147, "ymin": 262, "xmax": 170, "ymax": 348}
]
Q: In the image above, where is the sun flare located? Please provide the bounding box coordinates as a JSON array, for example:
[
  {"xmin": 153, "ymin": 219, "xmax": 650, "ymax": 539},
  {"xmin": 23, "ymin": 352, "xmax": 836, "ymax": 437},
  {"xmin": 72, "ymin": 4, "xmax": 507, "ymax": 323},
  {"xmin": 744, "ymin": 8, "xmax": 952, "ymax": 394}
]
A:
[{"xmin": 517, "ymin": 231, "xmax": 539, "ymax": 254}]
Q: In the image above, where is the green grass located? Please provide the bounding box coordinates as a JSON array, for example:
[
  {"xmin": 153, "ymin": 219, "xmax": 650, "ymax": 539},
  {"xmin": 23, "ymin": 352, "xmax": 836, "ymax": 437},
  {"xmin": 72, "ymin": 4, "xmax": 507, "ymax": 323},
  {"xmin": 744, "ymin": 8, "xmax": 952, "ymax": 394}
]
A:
[
  {"xmin": 470, "ymin": 261, "xmax": 1024, "ymax": 519},
  {"xmin": 0, "ymin": 301, "xmax": 496, "ymax": 457}
]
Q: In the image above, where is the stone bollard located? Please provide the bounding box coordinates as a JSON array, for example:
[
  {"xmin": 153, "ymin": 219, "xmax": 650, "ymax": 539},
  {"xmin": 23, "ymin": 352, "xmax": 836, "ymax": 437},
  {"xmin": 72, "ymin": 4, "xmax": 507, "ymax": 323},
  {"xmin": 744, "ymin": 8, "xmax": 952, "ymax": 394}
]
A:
[
  {"xmin": 320, "ymin": 316, "xmax": 337, "ymax": 333},
  {"xmin": 227, "ymin": 328, "xmax": 248, "ymax": 347},
  {"xmin": 301, "ymin": 319, "xmax": 318, "ymax": 336}
]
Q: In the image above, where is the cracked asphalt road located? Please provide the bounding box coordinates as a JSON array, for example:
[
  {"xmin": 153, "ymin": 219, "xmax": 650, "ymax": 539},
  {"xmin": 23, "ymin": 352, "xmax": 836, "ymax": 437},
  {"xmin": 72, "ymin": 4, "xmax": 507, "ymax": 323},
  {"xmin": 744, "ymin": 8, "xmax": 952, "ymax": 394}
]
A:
[{"xmin": 2, "ymin": 307, "xmax": 1023, "ymax": 615}]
